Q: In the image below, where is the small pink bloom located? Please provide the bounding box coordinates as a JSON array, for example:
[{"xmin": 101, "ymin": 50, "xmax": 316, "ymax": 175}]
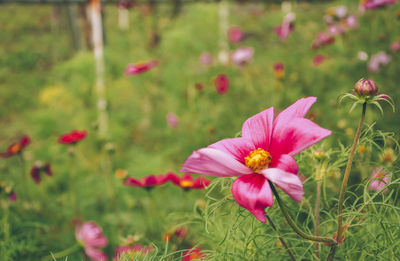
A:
[
  {"xmin": 369, "ymin": 167, "xmax": 390, "ymax": 193},
  {"xmin": 313, "ymin": 54, "xmax": 325, "ymax": 66},
  {"xmin": 213, "ymin": 74, "xmax": 229, "ymax": 95},
  {"xmin": 167, "ymin": 113, "xmax": 179, "ymax": 128},
  {"xmin": 125, "ymin": 60, "xmax": 158, "ymax": 75},
  {"xmin": 274, "ymin": 12, "xmax": 296, "ymax": 41},
  {"xmin": 368, "ymin": 51, "xmax": 391, "ymax": 72},
  {"xmin": 58, "ymin": 130, "xmax": 87, "ymax": 145},
  {"xmin": 335, "ymin": 6, "xmax": 348, "ymax": 19},
  {"xmin": 195, "ymin": 83, "xmax": 204, "ymax": 91},
  {"xmin": 230, "ymin": 47, "xmax": 254, "ymax": 66},
  {"xmin": 227, "ymin": 26, "xmax": 243, "ymax": 43},
  {"xmin": 175, "ymin": 227, "xmax": 188, "ymax": 240},
  {"xmin": 30, "ymin": 161, "xmax": 53, "ymax": 184},
  {"xmin": 181, "ymin": 97, "xmax": 331, "ymax": 222},
  {"xmin": 199, "ymin": 52, "xmax": 213, "ymax": 65},
  {"xmin": 345, "ymin": 15, "xmax": 358, "ymax": 29},
  {"xmin": 76, "ymin": 221, "xmax": 108, "ymax": 261},
  {"xmin": 328, "ymin": 24, "xmax": 345, "ymax": 36},
  {"xmin": 312, "ymin": 32, "xmax": 335, "ymax": 49},
  {"xmin": 390, "ymin": 41, "xmax": 400, "ymax": 52},
  {"xmin": 9, "ymin": 192, "xmax": 17, "ymax": 202},
  {"xmin": 166, "ymin": 173, "xmax": 210, "ymax": 190},
  {"xmin": 273, "ymin": 62, "xmax": 285, "ymax": 79}
]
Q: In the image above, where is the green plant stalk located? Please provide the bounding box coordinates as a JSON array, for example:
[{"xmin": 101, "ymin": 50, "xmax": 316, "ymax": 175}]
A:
[
  {"xmin": 265, "ymin": 213, "xmax": 297, "ymax": 261},
  {"xmin": 69, "ymin": 147, "xmax": 78, "ymax": 215},
  {"xmin": 268, "ymin": 181, "xmax": 336, "ymax": 245},
  {"xmin": 315, "ymin": 163, "xmax": 322, "ymax": 258},
  {"xmin": 43, "ymin": 243, "xmax": 80, "ymax": 261},
  {"xmin": 327, "ymin": 102, "xmax": 367, "ymax": 261}
]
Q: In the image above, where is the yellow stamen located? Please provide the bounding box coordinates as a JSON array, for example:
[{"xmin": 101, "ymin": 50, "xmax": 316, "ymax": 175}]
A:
[
  {"xmin": 10, "ymin": 144, "xmax": 21, "ymax": 154},
  {"xmin": 376, "ymin": 171, "xmax": 385, "ymax": 179},
  {"xmin": 180, "ymin": 180, "xmax": 194, "ymax": 188},
  {"xmin": 245, "ymin": 148, "xmax": 272, "ymax": 172}
]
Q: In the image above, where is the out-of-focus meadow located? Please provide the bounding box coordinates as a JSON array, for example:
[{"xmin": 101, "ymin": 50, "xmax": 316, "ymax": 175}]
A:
[{"xmin": 0, "ymin": 0, "xmax": 399, "ymax": 260}]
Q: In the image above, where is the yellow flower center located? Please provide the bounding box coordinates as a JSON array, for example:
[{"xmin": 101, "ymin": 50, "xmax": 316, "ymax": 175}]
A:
[
  {"xmin": 180, "ymin": 180, "xmax": 194, "ymax": 188},
  {"xmin": 10, "ymin": 144, "xmax": 21, "ymax": 154},
  {"xmin": 376, "ymin": 171, "xmax": 385, "ymax": 179},
  {"xmin": 245, "ymin": 148, "xmax": 272, "ymax": 172}
]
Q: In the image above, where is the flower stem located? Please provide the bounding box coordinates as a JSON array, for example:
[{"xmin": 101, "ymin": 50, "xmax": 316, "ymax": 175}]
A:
[
  {"xmin": 268, "ymin": 181, "xmax": 336, "ymax": 245},
  {"xmin": 327, "ymin": 102, "xmax": 367, "ymax": 261},
  {"xmin": 315, "ymin": 163, "xmax": 322, "ymax": 258},
  {"xmin": 43, "ymin": 243, "xmax": 80, "ymax": 261},
  {"xmin": 265, "ymin": 213, "xmax": 297, "ymax": 261}
]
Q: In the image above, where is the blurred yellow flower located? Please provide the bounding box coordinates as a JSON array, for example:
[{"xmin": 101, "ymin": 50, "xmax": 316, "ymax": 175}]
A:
[{"xmin": 115, "ymin": 169, "xmax": 128, "ymax": 180}]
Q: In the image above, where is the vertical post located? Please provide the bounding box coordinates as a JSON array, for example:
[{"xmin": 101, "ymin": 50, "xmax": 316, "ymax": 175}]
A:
[
  {"xmin": 88, "ymin": 0, "xmax": 108, "ymax": 138},
  {"xmin": 218, "ymin": 0, "xmax": 229, "ymax": 65},
  {"xmin": 67, "ymin": 4, "xmax": 83, "ymax": 51}
]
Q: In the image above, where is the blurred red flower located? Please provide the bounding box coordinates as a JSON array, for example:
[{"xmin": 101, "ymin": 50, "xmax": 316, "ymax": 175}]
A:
[
  {"xmin": 227, "ymin": 26, "xmax": 243, "ymax": 43},
  {"xmin": 125, "ymin": 60, "xmax": 158, "ymax": 75},
  {"xmin": 30, "ymin": 161, "xmax": 53, "ymax": 184},
  {"xmin": 75, "ymin": 221, "xmax": 108, "ymax": 261},
  {"xmin": 273, "ymin": 62, "xmax": 285, "ymax": 79},
  {"xmin": 213, "ymin": 74, "xmax": 229, "ymax": 95},
  {"xmin": 123, "ymin": 174, "xmax": 168, "ymax": 189},
  {"xmin": 0, "ymin": 135, "xmax": 30, "ymax": 158},
  {"xmin": 313, "ymin": 54, "xmax": 326, "ymax": 66},
  {"xmin": 58, "ymin": 130, "xmax": 87, "ymax": 145},
  {"xmin": 166, "ymin": 173, "xmax": 210, "ymax": 190}
]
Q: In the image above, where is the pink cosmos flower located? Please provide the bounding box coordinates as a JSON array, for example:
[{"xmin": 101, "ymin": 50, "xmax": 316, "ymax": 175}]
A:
[
  {"xmin": 167, "ymin": 113, "xmax": 179, "ymax": 129},
  {"xmin": 313, "ymin": 54, "xmax": 326, "ymax": 66},
  {"xmin": 123, "ymin": 174, "xmax": 168, "ymax": 189},
  {"xmin": 75, "ymin": 221, "xmax": 108, "ymax": 261},
  {"xmin": 227, "ymin": 26, "xmax": 243, "ymax": 43},
  {"xmin": 368, "ymin": 51, "xmax": 391, "ymax": 72},
  {"xmin": 345, "ymin": 15, "xmax": 358, "ymax": 29},
  {"xmin": 58, "ymin": 130, "xmax": 87, "ymax": 145},
  {"xmin": 0, "ymin": 135, "xmax": 30, "ymax": 158},
  {"xmin": 363, "ymin": 0, "xmax": 397, "ymax": 9},
  {"xmin": 199, "ymin": 52, "xmax": 213, "ymax": 66},
  {"xmin": 213, "ymin": 74, "xmax": 229, "ymax": 95},
  {"xmin": 181, "ymin": 97, "xmax": 331, "ymax": 222},
  {"xmin": 328, "ymin": 24, "xmax": 345, "ymax": 36},
  {"xmin": 182, "ymin": 247, "xmax": 206, "ymax": 261},
  {"xmin": 312, "ymin": 32, "xmax": 335, "ymax": 49},
  {"xmin": 125, "ymin": 60, "xmax": 158, "ymax": 75},
  {"xmin": 30, "ymin": 161, "xmax": 52, "ymax": 184},
  {"xmin": 369, "ymin": 167, "xmax": 390, "ymax": 193},
  {"xmin": 231, "ymin": 47, "xmax": 254, "ymax": 66},
  {"xmin": 9, "ymin": 192, "xmax": 17, "ymax": 202},
  {"xmin": 274, "ymin": 12, "xmax": 296, "ymax": 41},
  {"xmin": 166, "ymin": 173, "xmax": 210, "ymax": 190},
  {"xmin": 390, "ymin": 41, "xmax": 400, "ymax": 52}
]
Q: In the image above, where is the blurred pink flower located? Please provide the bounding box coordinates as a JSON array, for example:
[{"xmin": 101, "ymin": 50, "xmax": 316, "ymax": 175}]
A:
[
  {"xmin": 195, "ymin": 83, "xmax": 204, "ymax": 91},
  {"xmin": 273, "ymin": 62, "xmax": 285, "ymax": 79},
  {"xmin": 345, "ymin": 15, "xmax": 358, "ymax": 29},
  {"xmin": 363, "ymin": 0, "xmax": 397, "ymax": 9},
  {"xmin": 167, "ymin": 113, "xmax": 179, "ymax": 128},
  {"xmin": 369, "ymin": 167, "xmax": 390, "ymax": 193},
  {"xmin": 76, "ymin": 222, "xmax": 108, "ymax": 261},
  {"xmin": 227, "ymin": 26, "xmax": 243, "ymax": 43},
  {"xmin": 313, "ymin": 54, "xmax": 326, "ymax": 66},
  {"xmin": 182, "ymin": 247, "xmax": 206, "ymax": 261},
  {"xmin": 30, "ymin": 161, "xmax": 52, "ymax": 184},
  {"xmin": 9, "ymin": 192, "xmax": 17, "ymax": 202},
  {"xmin": 199, "ymin": 52, "xmax": 213, "ymax": 66},
  {"xmin": 312, "ymin": 32, "xmax": 335, "ymax": 49},
  {"xmin": 213, "ymin": 74, "xmax": 229, "ymax": 95},
  {"xmin": 328, "ymin": 24, "xmax": 345, "ymax": 36},
  {"xmin": 368, "ymin": 51, "xmax": 391, "ymax": 72},
  {"xmin": 274, "ymin": 12, "xmax": 296, "ymax": 41},
  {"xmin": 123, "ymin": 174, "xmax": 168, "ymax": 189},
  {"xmin": 0, "ymin": 135, "xmax": 30, "ymax": 158},
  {"xmin": 181, "ymin": 97, "xmax": 331, "ymax": 222},
  {"xmin": 230, "ymin": 47, "xmax": 254, "ymax": 66},
  {"xmin": 125, "ymin": 60, "xmax": 158, "ymax": 75},
  {"xmin": 390, "ymin": 41, "xmax": 400, "ymax": 52},
  {"xmin": 58, "ymin": 130, "xmax": 87, "ymax": 145},
  {"xmin": 166, "ymin": 173, "xmax": 210, "ymax": 190},
  {"xmin": 335, "ymin": 6, "xmax": 348, "ymax": 19}
]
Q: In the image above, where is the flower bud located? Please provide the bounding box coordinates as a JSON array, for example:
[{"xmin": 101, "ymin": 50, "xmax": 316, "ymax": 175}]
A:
[
  {"xmin": 354, "ymin": 78, "xmax": 378, "ymax": 96},
  {"xmin": 313, "ymin": 149, "xmax": 326, "ymax": 160}
]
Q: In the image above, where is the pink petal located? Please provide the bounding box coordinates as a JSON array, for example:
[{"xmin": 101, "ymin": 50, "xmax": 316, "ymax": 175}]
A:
[
  {"xmin": 270, "ymin": 118, "xmax": 332, "ymax": 157},
  {"xmin": 269, "ymin": 154, "xmax": 298, "ymax": 174},
  {"xmin": 85, "ymin": 247, "xmax": 107, "ymax": 261},
  {"xmin": 232, "ymin": 174, "xmax": 274, "ymax": 222},
  {"xmin": 273, "ymin": 97, "xmax": 316, "ymax": 124},
  {"xmin": 261, "ymin": 168, "xmax": 304, "ymax": 202},
  {"xmin": 209, "ymin": 137, "xmax": 255, "ymax": 164},
  {"xmin": 181, "ymin": 148, "xmax": 252, "ymax": 177},
  {"xmin": 241, "ymin": 107, "xmax": 274, "ymax": 151}
]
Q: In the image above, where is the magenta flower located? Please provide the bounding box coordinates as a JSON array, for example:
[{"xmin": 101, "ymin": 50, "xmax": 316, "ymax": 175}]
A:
[
  {"xmin": 9, "ymin": 192, "xmax": 17, "ymax": 202},
  {"xmin": 313, "ymin": 54, "xmax": 326, "ymax": 66},
  {"xmin": 368, "ymin": 51, "xmax": 391, "ymax": 72},
  {"xmin": 76, "ymin": 222, "xmax": 108, "ymax": 261},
  {"xmin": 30, "ymin": 161, "xmax": 52, "ymax": 184},
  {"xmin": 181, "ymin": 97, "xmax": 331, "ymax": 222},
  {"xmin": 312, "ymin": 32, "xmax": 335, "ymax": 49},
  {"xmin": 213, "ymin": 74, "xmax": 229, "ymax": 95},
  {"xmin": 227, "ymin": 26, "xmax": 243, "ymax": 43},
  {"xmin": 167, "ymin": 113, "xmax": 179, "ymax": 128},
  {"xmin": 231, "ymin": 47, "xmax": 254, "ymax": 66},
  {"xmin": 274, "ymin": 12, "xmax": 296, "ymax": 41},
  {"xmin": 369, "ymin": 167, "xmax": 390, "ymax": 193},
  {"xmin": 390, "ymin": 41, "xmax": 400, "ymax": 52},
  {"xmin": 363, "ymin": 0, "xmax": 397, "ymax": 9},
  {"xmin": 199, "ymin": 52, "xmax": 213, "ymax": 66},
  {"xmin": 125, "ymin": 60, "xmax": 158, "ymax": 75}
]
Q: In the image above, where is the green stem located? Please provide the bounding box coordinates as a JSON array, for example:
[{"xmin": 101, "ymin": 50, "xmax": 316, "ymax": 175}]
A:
[
  {"xmin": 315, "ymin": 163, "xmax": 322, "ymax": 258},
  {"xmin": 265, "ymin": 213, "xmax": 297, "ymax": 261},
  {"xmin": 327, "ymin": 102, "xmax": 367, "ymax": 261},
  {"xmin": 43, "ymin": 243, "xmax": 80, "ymax": 261},
  {"xmin": 269, "ymin": 181, "xmax": 336, "ymax": 245}
]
